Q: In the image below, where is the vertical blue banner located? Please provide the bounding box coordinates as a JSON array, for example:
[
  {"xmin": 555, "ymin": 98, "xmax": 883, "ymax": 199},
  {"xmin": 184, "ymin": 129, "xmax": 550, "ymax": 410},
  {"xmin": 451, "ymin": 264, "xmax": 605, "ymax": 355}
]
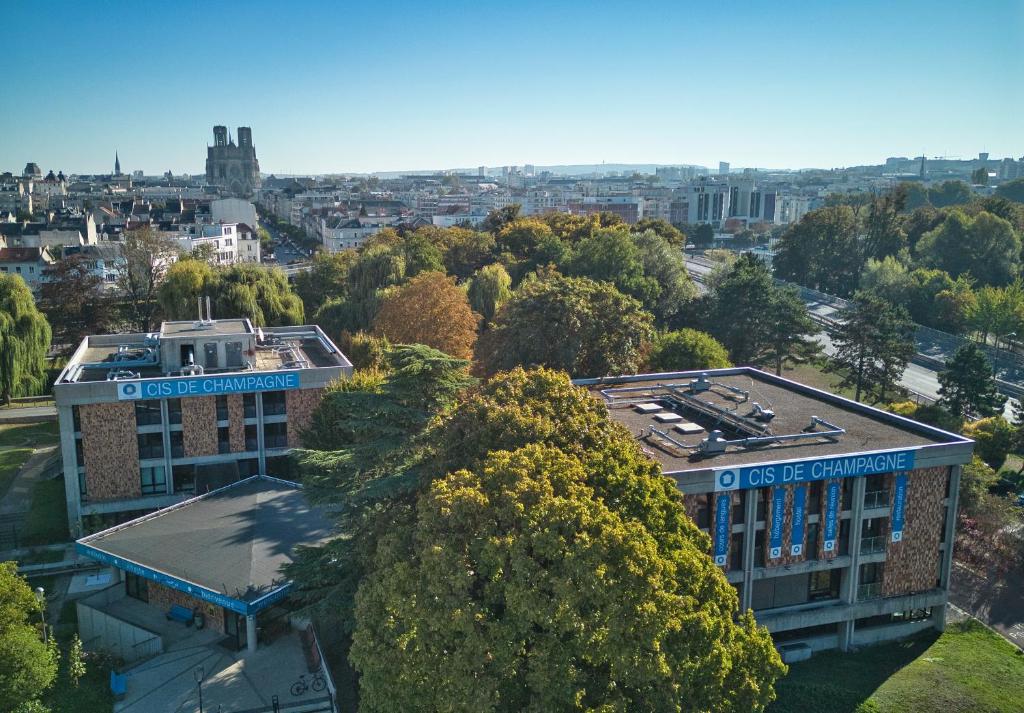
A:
[
  {"xmin": 790, "ymin": 486, "xmax": 807, "ymax": 556},
  {"xmin": 823, "ymin": 481, "xmax": 841, "ymax": 553},
  {"xmin": 768, "ymin": 487, "xmax": 786, "ymax": 559},
  {"xmin": 891, "ymin": 472, "xmax": 908, "ymax": 542},
  {"xmin": 713, "ymin": 493, "xmax": 731, "ymax": 567}
]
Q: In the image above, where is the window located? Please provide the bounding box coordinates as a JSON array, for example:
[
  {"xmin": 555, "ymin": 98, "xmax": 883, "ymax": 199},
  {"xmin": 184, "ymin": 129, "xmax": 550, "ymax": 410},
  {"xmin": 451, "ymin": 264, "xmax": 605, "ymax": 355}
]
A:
[
  {"xmin": 216, "ymin": 395, "xmax": 229, "ymax": 421},
  {"xmin": 695, "ymin": 494, "xmax": 711, "ymax": 529},
  {"xmin": 135, "ymin": 400, "xmax": 162, "ymax": 426},
  {"xmin": 730, "ymin": 532, "xmax": 744, "ymax": 570},
  {"xmin": 754, "ymin": 529, "xmax": 766, "ymax": 565},
  {"xmin": 169, "ymin": 431, "xmax": 184, "ymax": 458},
  {"xmin": 74, "ymin": 440, "xmax": 85, "ymax": 468},
  {"xmin": 72, "ymin": 405, "xmax": 81, "ymax": 432},
  {"xmin": 756, "ymin": 489, "xmax": 768, "ymax": 522},
  {"xmin": 78, "ymin": 470, "xmax": 88, "ymax": 501},
  {"xmin": 244, "ymin": 424, "xmax": 258, "ymax": 451},
  {"xmin": 173, "ymin": 464, "xmax": 195, "ymax": 494},
  {"xmin": 238, "ymin": 458, "xmax": 260, "ymax": 478},
  {"xmin": 125, "ymin": 572, "xmax": 149, "ymax": 603},
  {"xmin": 860, "ymin": 517, "xmax": 888, "ymax": 555},
  {"xmin": 243, "ymin": 393, "xmax": 257, "ymax": 419},
  {"xmin": 864, "ymin": 478, "xmax": 890, "ymax": 510},
  {"xmin": 809, "ymin": 569, "xmax": 840, "ymax": 601},
  {"xmin": 841, "ymin": 478, "xmax": 853, "ymax": 510},
  {"xmin": 806, "ymin": 521, "xmax": 820, "ymax": 559},
  {"xmin": 167, "ymin": 398, "xmax": 182, "ymax": 425},
  {"xmin": 809, "ymin": 481, "xmax": 823, "ymax": 514},
  {"xmin": 732, "ymin": 490, "xmax": 746, "ymax": 525},
  {"xmin": 137, "ymin": 432, "xmax": 164, "ymax": 460},
  {"xmin": 140, "ymin": 465, "xmax": 166, "ymax": 495},
  {"xmin": 218, "ymin": 426, "xmax": 231, "ymax": 454},
  {"xmin": 264, "ymin": 422, "xmax": 288, "ymax": 449},
  {"xmin": 838, "ymin": 519, "xmax": 851, "ymax": 556},
  {"xmin": 858, "ymin": 562, "xmax": 884, "ymax": 600},
  {"xmin": 262, "ymin": 391, "xmax": 287, "ymax": 416}
]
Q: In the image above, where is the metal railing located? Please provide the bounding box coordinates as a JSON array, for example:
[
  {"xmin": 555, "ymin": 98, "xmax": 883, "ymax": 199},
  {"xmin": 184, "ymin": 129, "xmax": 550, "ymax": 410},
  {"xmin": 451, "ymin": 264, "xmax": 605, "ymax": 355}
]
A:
[
  {"xmin": 860, "ymin": 535, "xmax": 887, "ymax": 555},
  {"xmin": 863, "ymin": 489, "xmax": 890, "ymax": 510},
  {"xmin": 857, "ymin": 582, "xmax": 882, "ymax": 601}
]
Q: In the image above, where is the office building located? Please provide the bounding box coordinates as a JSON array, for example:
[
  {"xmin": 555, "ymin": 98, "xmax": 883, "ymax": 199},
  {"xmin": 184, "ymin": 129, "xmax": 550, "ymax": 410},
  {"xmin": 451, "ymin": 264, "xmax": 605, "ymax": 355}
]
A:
[
  {"xmin": 53, "ymin": 315, "xmax": 352, "ymax": 536},
  {"xmin": 576, "ymin": 368, "xmax": 972, "ymax": 660}
]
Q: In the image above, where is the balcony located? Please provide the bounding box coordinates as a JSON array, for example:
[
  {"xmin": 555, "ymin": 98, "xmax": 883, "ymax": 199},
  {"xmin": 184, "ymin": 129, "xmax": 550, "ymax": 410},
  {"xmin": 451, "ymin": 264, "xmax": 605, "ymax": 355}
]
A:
[
  {"xmin": 857, "ymin": 582, "xmax": 882, "ymax": 600},
  {"xmin": 860, "ymin": 535, "xmax": 887, "ymax": 555},
  {"xmin": 863, "ymin": 489, "xmax": 890, "ymax": 510}
]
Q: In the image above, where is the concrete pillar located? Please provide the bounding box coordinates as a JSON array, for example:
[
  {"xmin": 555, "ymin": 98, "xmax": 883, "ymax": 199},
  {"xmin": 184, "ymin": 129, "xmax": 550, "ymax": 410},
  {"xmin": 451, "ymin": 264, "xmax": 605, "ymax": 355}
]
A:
[
  {"xmin": 160, "ymin": 399, "xmax": 173, "ymax": 495},
  {"xmin": 255, "ymin": 394, "xmax": 266, "ymax": 474},
  {"xmin": 838, "ymin": 619, "xmax": 855, "ymax": 651},
  {"xmin": 741, "ymin": 489, "xmax": 758, "ymax": 612},
  {"xmin": 939, "ymin": 465, "xmax": 962, "ymax": 590},
  {"xmin": 841, "ymin": 477, "xmax": 867, "ymax": 605},
  {"xmin": 246, "ymin": 614, "xmax": 257, "ymax": 653},
  {"xmin": 58, "ymin": 405, "xmax": 83, "ymax": 538}
]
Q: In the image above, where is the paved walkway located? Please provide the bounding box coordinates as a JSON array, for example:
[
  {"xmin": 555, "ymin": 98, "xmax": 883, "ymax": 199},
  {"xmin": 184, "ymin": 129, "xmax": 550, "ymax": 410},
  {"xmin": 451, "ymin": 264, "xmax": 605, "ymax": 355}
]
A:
[
  {"xmin": 0, "ymin": 405, "xmax": 57, "ymax": 423},
  {"xmin": 949, "ymin": 561, "xmax": 1024, "ymax": 649}
]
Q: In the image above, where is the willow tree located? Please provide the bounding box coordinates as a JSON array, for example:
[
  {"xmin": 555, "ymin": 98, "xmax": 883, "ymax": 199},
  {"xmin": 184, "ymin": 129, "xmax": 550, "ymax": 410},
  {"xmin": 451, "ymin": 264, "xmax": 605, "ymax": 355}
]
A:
[{"xmin": 0, "ymin": 275, "xmax": 51, "ymax": 404}]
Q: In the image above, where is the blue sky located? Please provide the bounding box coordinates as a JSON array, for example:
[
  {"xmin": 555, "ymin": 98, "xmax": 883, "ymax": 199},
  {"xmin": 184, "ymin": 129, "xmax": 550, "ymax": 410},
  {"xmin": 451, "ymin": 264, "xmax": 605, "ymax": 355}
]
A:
[{"xmin": 3, "ymin": 0, "xmax": 1021, "ymax": 175}]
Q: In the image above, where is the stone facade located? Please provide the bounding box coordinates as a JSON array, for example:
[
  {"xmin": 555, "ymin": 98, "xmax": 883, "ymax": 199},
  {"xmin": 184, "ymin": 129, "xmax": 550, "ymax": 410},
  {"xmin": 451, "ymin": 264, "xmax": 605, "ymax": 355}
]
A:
[
  {"xmin": 285, "ymin": 388, "xmax": 324, "ymax": 448},
  {"xmin": 882, "ymin": 466, "xmax": 948, "ymax": 597},
  {"xmin": 227, "ymin": 394, "xmax": 246, "ymax": 453},
  {"xmin": 147, "ymin": 581, "xmax": 226, "ymax": 634},
  {"xmin": 80, "ymin": 402, "xmax": 141, "ymax": 501},
  {"xmin": 182, "ymin": 396, "xmax": 218, "ymax": 457}
]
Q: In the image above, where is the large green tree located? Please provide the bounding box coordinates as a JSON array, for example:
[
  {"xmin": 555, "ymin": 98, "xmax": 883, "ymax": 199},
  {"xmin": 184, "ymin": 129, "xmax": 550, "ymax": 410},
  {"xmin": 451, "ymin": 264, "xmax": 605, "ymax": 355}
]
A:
[
  {"xmin": 0, "ymin": 275, "xmax": 51, "ymax": 404},
  {"xmin": 467, "ymin": 263, "xmax": 512, "ymax": 325},
  {"xmin": 916, "ymin": 210, "xmax": 1020, "ymax": 287},
  {"xmin": 350, "ymin": 368, "xmax": 784, "ymax": 713},
  {"xmin": 937, "ymin": 343, "xmax": 1006, "ymax": 420},
  {"xmin": 773, "ymin": 206, "xmax": 863, "ymax": 296},
  {"xmin": 116, "ymin": 226, "xmax": 180, "ymax": 331},
  {"xmin": 475, "ymin": 274, "xmax": 654, "ymax": 377},
  {"xmin": 828, "ymin": 292, "xmax": 916, "ymax": 402},
  {"xmin": 40, "ymin": 254, "xmax": 114, "ymax": 355},
  {"xmin": 0, "ymin": 562, "xmax": 58, "ymax": 711},
  {"xmin": 647, "ymin": 329, "xmax": 732, "ymax": 371},
  {"xmin": 293, "ymin": 250, "xmax": 357, "ymax": 315},
  {"xmin": 995, "ymin": 177, "xmax": 1024, "ymax": 204}
]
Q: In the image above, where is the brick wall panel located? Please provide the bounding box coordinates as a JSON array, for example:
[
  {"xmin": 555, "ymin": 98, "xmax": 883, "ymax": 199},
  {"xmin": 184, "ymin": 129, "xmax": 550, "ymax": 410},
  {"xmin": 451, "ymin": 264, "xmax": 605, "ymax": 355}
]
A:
[
  {"xmin": 80, "ymin": 402, "xmax": 141, "ymax": 501},
  {"xmin": 147, "ymin": 581, "xmax": 226, "ymax": 634},
  {"xmin": 182, "ymin": 396, "xmax": 218, "ymax": 457},
  {"xmin": 228, "ymin": 394, "xmax": 246, "ymax": 453},
  {"xmin": 285, "ymin": 388, "xmax": 324, "ymax": 448},
  {"xmin": 881, "ymin": 466, "xmax": 948, "ymax": 597}
]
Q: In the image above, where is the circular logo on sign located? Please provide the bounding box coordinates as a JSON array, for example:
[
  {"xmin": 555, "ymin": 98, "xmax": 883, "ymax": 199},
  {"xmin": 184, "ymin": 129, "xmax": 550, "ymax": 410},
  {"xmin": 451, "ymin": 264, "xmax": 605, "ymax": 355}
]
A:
[
  {"xmin": 122, "ymin": 384, "xmax": 137, "ymax": 395},
  {"xmin": 719, "ymin": 470, "xmax": 737, "ymax": 488}
]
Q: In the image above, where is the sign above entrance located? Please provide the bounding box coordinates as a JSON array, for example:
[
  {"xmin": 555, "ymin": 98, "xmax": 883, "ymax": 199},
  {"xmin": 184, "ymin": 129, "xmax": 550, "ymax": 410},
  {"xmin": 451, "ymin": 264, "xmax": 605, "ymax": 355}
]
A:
[{"xmin": 116, "ymin": 371, "xmax": 300, "ymax": 401}]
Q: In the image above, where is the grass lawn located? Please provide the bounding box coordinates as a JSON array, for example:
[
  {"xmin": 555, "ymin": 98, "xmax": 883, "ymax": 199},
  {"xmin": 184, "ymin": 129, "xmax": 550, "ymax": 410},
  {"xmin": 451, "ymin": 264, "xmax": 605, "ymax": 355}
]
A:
[
  {"xmin": 0, "ymin": 421, "xmax": 59, "ymax": 497},
  {"xmin": 20, "ymin": 476, "xmax": 70, "ymax": 546},
  {"xmin": 770, "ymin": 620, "xmax": 1024, "ymax": 713}
]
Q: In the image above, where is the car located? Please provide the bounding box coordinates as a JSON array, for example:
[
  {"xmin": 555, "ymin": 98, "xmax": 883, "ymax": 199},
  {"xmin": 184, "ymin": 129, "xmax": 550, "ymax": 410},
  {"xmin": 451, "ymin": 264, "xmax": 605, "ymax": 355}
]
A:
[{"xmin": 1016, "ymin": 493, "xmax": 1024, "ymax": 507}]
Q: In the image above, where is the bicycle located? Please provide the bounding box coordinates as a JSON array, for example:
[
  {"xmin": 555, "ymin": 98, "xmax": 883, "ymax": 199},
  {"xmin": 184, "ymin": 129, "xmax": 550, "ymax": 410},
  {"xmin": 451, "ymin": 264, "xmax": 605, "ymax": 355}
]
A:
[{"xmin": 290, "ymin": 670, "xmax": 327, "ymax": 696}]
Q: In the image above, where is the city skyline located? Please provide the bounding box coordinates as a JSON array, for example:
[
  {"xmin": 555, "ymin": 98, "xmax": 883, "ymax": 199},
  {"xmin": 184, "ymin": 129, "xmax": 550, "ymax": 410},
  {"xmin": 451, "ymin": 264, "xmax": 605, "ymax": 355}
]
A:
[{"xmin": 2, "ymin": 0, "xmax": 1021, "ymax": 175}]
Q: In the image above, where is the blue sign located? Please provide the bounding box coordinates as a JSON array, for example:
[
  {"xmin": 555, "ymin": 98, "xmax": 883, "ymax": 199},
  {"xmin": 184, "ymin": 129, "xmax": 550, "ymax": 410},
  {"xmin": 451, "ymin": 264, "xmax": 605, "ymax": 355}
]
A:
[
  {"xmin": 714, "ymin": 449, "xmax": 916, "ymax": 492},
  {"xmin": 117, "ymin": 371, "xmax": 300, "ymax": 401},
  {"xmin": 768, "ymin": 487, "xmax": 786, "ymax": 559},
  {"xmin": 713, "ymin": 493, "xmax": 731, "ymax": 567},
  {"xmin": 823, "ymin": 481, "xmax": 841, "ymax": 553},
  {"xmin": 790, "ymin": 486, "xmax": 806, "ymax": 557},
  {"xmin": 891, "ymin": 472, "xmax": 908, "ymax": 542}
]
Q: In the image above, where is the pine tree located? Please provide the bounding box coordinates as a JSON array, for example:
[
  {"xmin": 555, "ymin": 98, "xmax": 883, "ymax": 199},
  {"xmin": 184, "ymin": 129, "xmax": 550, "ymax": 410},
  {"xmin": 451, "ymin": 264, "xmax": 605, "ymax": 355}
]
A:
[
  {"xmin": 828, "ymin": 292, "xmax": 916, "ymax": 402},
  {"xmin": 938, "ymin": 343, "xmax": 1006, "ymax": 419}
]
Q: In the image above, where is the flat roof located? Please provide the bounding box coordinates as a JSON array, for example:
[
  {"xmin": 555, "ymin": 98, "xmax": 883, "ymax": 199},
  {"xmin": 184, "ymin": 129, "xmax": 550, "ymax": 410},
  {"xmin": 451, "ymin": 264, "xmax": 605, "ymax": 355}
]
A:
[
  {"xmin": 579, "ymin": 369, "xmax": 967, "ymax": 475},
  {"xmin": 161, "ymin": 318, "xmax": 253, "ymax": 337},
  {"xmin": 76, "ymin": 476, "xmax": 334, "ymax": 614}
]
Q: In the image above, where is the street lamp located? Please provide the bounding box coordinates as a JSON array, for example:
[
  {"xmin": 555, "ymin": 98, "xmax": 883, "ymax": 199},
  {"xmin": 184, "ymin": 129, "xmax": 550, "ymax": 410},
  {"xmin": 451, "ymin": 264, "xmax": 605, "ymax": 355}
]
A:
[
  {"xmin": 194, "ymin": 665, "xmax": 205, "ymax": 713},
  {"xmin": 34, "ymin": 586, "xmax": 47, "ymax": 644}
]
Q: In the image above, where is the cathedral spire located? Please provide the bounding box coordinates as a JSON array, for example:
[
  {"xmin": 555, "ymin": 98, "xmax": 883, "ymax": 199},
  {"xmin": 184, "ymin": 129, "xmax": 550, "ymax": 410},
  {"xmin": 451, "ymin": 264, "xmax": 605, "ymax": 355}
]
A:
[{"xmin": 115, "ymin": 151, "xmax": 121, "ymax": 176}]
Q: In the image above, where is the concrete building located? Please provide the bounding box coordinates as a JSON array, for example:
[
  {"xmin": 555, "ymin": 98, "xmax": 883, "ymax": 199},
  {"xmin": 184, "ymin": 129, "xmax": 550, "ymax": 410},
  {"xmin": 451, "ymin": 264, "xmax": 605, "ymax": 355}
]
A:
[
  {"xmin": 205, "ymin": 126, "xmax": 260, "ymax": 197},
  {"xmin": 0, "ymin": 246, "xmax": 56, "ymax": 289},
  {"xmin": 211, "ymin": 197, "xmax": 258, "ymax": 228},
  {"xmin": 53, "ymin": 316, "xmax": 352, "ymax": 536},
  {"xmin": 577, "ymin": 368, "xmax": 972, "ymax": 659}
]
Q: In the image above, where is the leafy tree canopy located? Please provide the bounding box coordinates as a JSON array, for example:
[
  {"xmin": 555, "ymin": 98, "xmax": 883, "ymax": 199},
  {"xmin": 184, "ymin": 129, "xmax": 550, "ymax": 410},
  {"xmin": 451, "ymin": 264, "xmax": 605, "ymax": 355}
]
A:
[
  {"xmin": 916, "ymin": 209, "xmax": 1020, "ymax": 287},
  {"xmin": 937, "ymin": 343, "xmax": 1006, "ymax": 420},
  {"xmin": 0, "ymin": 275, "xmax": 51, "ymax": 403},
  {"xmin": 373, "ymin": 272, "xmax": 480, "ymax": 359},
  {"xmin": 0, "ymin": 562, "xmax": 58, "ymax": 711},
  {"xmin": 647, "ymin": 329, "xmax": 732, "ymax": 372}
]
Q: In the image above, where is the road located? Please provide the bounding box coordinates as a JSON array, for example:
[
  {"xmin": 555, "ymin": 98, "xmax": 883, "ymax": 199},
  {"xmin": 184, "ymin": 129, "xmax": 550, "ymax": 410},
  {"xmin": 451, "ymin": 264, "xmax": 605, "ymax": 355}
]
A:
[
  {"xmin": 685, "ymin": 255, "xmax": 1018, "ymax": 417},
  {"xmin": 259, "ymin": 219, "xmax": 310, "ymax": 266}
]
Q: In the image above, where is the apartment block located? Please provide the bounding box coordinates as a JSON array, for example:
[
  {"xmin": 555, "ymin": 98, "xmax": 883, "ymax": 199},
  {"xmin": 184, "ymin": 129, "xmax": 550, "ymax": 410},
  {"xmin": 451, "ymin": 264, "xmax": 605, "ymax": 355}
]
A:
[
  {"xmin": 577, "ymin": 369, "xmax": 972, "ymax": 661},
  {"xmin": 54, "ymin": 315, "xmax": 352, "ymax": 536}
]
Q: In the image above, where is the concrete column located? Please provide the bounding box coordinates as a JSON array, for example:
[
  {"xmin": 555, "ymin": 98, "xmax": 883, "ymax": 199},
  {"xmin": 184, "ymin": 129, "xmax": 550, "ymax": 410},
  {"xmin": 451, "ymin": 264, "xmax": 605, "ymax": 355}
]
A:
[
  {"xmin": 58, "ymin": 405, "xmax": 83, "ymax": 538},
  {"xmin": 246, "ymin": 614, "xmax": 257, "ymax": 653},
  {"xmin": 160, "ymin": 399, "xmax": 173, "ymax": 495},
  {"xmin": 255, "ymin": 394, "xmax": 266, "ymax": 474},
  {"xmin": 939, "ymin": 465, "xmax": 962, "ymax": 590},
  {"xmin": 838, "ymin": 619, "xmax": 855, "ymax": 651},
  {"xmin": 841, "ymin": 477, "xmax": 867, "ymax": 605},
  {"xmin": 741, "ymin": 489, "xmax": 758, "ymax": 612}
]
